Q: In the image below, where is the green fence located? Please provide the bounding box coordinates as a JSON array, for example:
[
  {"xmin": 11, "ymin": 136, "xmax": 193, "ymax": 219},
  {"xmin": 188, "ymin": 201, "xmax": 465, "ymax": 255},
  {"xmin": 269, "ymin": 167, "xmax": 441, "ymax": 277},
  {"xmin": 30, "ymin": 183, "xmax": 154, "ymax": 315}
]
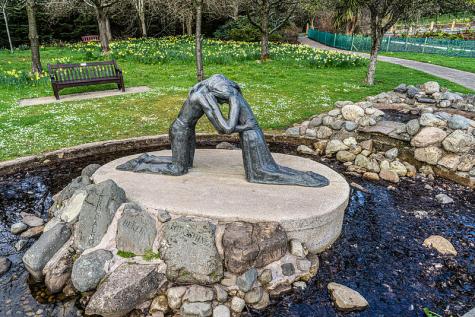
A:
[{"xmin": 308, "ymin": 28, "xmax": 475, "ymax": 58}]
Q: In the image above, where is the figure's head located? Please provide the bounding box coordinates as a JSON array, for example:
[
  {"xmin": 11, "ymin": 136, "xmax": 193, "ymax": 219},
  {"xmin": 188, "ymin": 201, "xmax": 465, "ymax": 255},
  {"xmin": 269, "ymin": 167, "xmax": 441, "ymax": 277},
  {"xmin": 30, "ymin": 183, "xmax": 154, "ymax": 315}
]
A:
[{"xmin": 204, "ymin": 74, "xmax": 241, "ymax": 103}]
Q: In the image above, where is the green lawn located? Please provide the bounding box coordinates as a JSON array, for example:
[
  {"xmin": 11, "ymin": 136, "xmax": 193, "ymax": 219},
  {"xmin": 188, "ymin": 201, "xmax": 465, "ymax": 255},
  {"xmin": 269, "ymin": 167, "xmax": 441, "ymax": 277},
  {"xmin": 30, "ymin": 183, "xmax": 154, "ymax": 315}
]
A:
[
  {"xmin": 381, "ymin": 52, "xmax": 475, "ymax": 74},
  {"xmin": 0, "ymin": 41, "xmax": 473, "ymax": 162}
]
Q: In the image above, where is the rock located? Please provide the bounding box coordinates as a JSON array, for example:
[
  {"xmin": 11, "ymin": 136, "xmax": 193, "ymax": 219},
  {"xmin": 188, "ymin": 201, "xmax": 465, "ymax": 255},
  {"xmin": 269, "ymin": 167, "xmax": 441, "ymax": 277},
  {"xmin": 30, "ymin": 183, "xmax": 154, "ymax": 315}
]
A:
[
  {"xmin": 269, "ymin": 284, "xmax": 292, "ymax": 298},
  {"xmin": 216, "ymin": 142, "xmax": 237, "ymax": 150},
  {"xmin": 448, "ymin": 115, "xmax": 471, "ymax": 130},
  {"xmin": 359, "ymin": 140, "xmax": 373, "ymax": 152},
  {"xmin": 354, "ymin": 155, "xmax": 380, "ymax": 173},
  {"xmin": 442, "ymin": 130, "xmax": 475, "ymax": 153},
  {"xmin": 331, "ymin": 120, "xmax": 344, "ymax": 130},
  {"xmin": 344, "ymin": 121, "xmax": 358, "ymax": 131},
  {"xmin": 23, "ymin": 223, "xmax": 71, "ymax": 281},
  {"xmin": 458, "ymin": 155, "xmax": 475, "ymax": 172},
  {"xmin": 214, "ymin": 285, "xmax": 228, "ymax": 303},
  {"xmin": 71, "ymin": 249, "xmax": 113, "ymax": 292},
  {"xmin": 258, "ymin": 269, "xmax": 273, "ymax": 285},
  {"xmin": 150, "ymin": 295, "xmax": 169, "ymax": 313},
  {"xmin": 327, "ymin": 282, "xmax": 369, "ymax": 312},
  {"xmin": 341, "ymin": 104, "xmax": 365, "ymax": 122},
  {"xmin": 183, "ymin": 285, "xmax": 214, "ymax": 303},
  {"xmin": 406, "ymin": 119, "xmax": 420, "ymax": 136},
  {"xmin": 0, "ymin": 257, "xmax": 11, "ymax": 276},
  {"xmin": 116, "ymin": 203, "xmax": 157, "ymax": 255},
  {"xmin": 285, "ymin": 127, "xmax": 301, "ymax": 137},
  {"xmin": 167, "ymin": 286, "xmax": 187, "ymax": 310},
  {"xmin": 213, "ymin": 305, "xmax": 230, "ymax": 317},
  {"xmin": 252, "ymin": 290, "xmax": 270, "ymax": 310},
  {"xmin": 222, "ymin": 221, "xmax": 287, "ymax": 274},
  {"xmin": 11, "ymin": 222, "xmax": 28, "ymax": 234},
  {"xmin": 385, "ymin": 148, "xmax": 399, "ymax": 160},
  {"xmin": 15, "ymin": 239, "xmax": 28, "ymax": 251},
  {"xmin": 86, "ymin": 263, "xmax": 165, "ymax": 317},
  {"xmin": 20, "ymin": 225, "xmax": 44, "ymax": 238},
  {"xmin": 297, "ymin": 145, "xmax": 315, "ymax": 155},
  {"xmin": 49, "ymin": 175, "xmax": 91, "ymax": 216},
  {"xmin": 420, "ymin": 165, "xmax": 435, "ymax": 176},
  {"xmin": 403, "ymin": 162, "xmax": 417, "ymax": 177},
  {"xmin": 335, "ymin": 101, "xmax": 353, "ymax": 108},
  {"xmin": 439, "ymin": 100, "xmax": 451, "ymax": 108},
  {"xmin": 281, "ymin": 263, "xmax": 295, "ymax": 276},
  {"xmin": 394, "ymin": 84, "xmax": 407, "ymax": 93},
  {"xmin": 389, "ymin": 161, "xmax": 408, "ymax": 176},
  {"xmin": 56, "ymin": 190, "xmax": 88, "ymax": 223},
  {"xmin": 328, "ymin": 109, "xmax": 341, "ymax": 117},
  {"xmin": 220, "ymin": 272, "xmax": 236, "ymax": 287},
  {"xmin": 236, "ymin": 268, "xmax": 258, "ymax": 292},
  {"xmin": 423, "ymin": 235, "xmax": 457, "ymax": 256},
  {"xmin": 305, "ymin": 129, "xmax": 317, "ymax": 138},
  {"xmin": 316, "ymin": 126, "xmax": 333, "ymax": 139},
  {"xmin": 336, "ymin": 151, "xmax": 356, "ymax": 163},
  {"xmin": 74, "ymin": 180, "xmax": 126, "ymax": 251},
  {"xmin": 157, "ymin": 209, "xmax": 171, "ymax": 223},
  {"xmin": 313, "ymin": 140, "xmax": 329, "ymax": 155},
  {"xmin": 343, "ymin": 137, "xmax": 357, "ymax": 147},
  {"xmin": 81, "ymin": 164, "xmax": 101, "ymax": 178},
  {"xmin": 435, "ymin": 193, "xmax": 454, "ymax": 204},
  {"xmin": 230, "ymin": 297, "xmax": 246, "ymax": 313},
  {"xmin": 363, "ymin": 172, "xmax": 379, "ymax": 181},
  {"xmin": 442, "ymin": 92, "xmax": 463, "ymax": 102},
  {"xmin": 21, "ymin": 213, "xmax": 44, "ymax": 227},
  {"xmin": 289, "ymin": 239, "xmax": 306, "ymax": 258},
  {"xmin": 416, "ymin": 97, "xmax": 437, "ymax": 104},
  {"xmin": 407, "ymin": 86, "xmax": 420, "ymax": 98},
  {"xmin": 414, "ymin": 147, "xmax": 443, "ymax": 165},
  {"xmin": 326, "ymin": 140, "xmax": 349, "ymax": 155},
  {"xmin": 297, "ymin": 258, "xmax": 312, "ymax": 271},
  {"xmin": 349, "ymin": 145, "xmax": 362, "ymax": 155},
  {"xmin": 308, "ymin": 117, "xmax": 322, "ymax": 128},
  {"xmin": 293, "ymin": 281, "xmax": 307, "ymax": 290},
  {"xmin": 419, "ymin": 113, "xmax": 446, "ymax": 127},
  {"xmin": 411, "ymin": 127, "xmax": 447, "ymax": 148},
  {"xmin": 161, "ymin": 218, "xmax": 223, "ymax": 284},
  {"xmin": 421, "ymin": 81, "xmax": 440, "ymax": 94},
  {"xmin": 244, "ymin": 287, "xmax": 263, "ymax": 304},
  {"xmin": 438, "ymin": 154, "xmax": 461, "ymax": 171},
  {"xmin": 44, "ymin": 247, "xmax": 74, "ymax": 294},
  {"xmin": 379, "ymin": 170, "xmax": 400, "ymax": 183},
  {"xmin": 180, "ymin": 302, "xmax": 212, "ymax": 317}
]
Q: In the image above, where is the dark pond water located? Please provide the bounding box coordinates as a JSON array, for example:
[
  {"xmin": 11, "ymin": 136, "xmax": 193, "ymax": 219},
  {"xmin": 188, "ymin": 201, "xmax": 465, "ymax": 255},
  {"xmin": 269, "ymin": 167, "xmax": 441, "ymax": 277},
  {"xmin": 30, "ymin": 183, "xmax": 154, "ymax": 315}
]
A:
[{"xmin": 0, "ymin": 149, "xmax": 474, "ymax": 317}]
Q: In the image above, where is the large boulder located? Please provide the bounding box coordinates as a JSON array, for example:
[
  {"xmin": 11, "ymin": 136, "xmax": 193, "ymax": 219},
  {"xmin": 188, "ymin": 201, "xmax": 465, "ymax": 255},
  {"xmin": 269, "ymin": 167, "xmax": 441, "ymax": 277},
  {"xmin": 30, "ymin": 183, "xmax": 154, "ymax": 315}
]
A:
[
  {"xmin": 85, "ymin": 263, "xmax": 165, "ymax": 317},
  {"xmin": 23, "ymin": 223, "xmax": 71, "ymax": 280},
  {"xmin": 410, "ymin": 127, "xmax": 447, "ymax": 148},
  {"xmin": 442, "ymin": 130, "xmax": 475, "ymax": 153},
  {"xmin": 49, "ymin": 175, "xmax": 91, "ymax": 217},
  {"xmin": 448, "ymin": 115, "xmax": 471, "ymax": 130},
  {"xmin": 71, "ymin": 249, "xmax": 113, "ymax": 292},
  {"xmin": 160, "ymin": 218, "xmax": 223, "ymax": 284},
  {"xmin": 116, "ymin": 203, "xmax": 157, "ymax": 255},
  {"xmin": 43, "ymin": 242, "xmax": 74, "ymax": 294},
  {"xmin": 74, "ymin": 180, "xmax": 126, "ymax": 251},
  {"xmin": 419, "ymin": 113, "xmax": 446, "ymax": 127},
  {"xmin": 414, "ymin": 146, "xmax": 443, "ymax": 165},
  {"xmin": 421, "ymin": 81, "xmax": 440, "ymax": 94},
  {"xmin": 341, "ymin": 104, "xmax": 365, "ymax": 122},
  {"xmin": 222, "ymin": 222, "xmax": 287, "ymax": 274}
]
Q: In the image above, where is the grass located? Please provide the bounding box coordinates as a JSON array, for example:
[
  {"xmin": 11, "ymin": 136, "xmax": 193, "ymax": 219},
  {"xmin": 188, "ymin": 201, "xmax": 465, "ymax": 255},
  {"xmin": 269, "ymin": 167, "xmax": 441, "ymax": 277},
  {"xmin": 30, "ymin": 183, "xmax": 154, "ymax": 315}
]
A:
[
  {"xmin": 117, "ymin": 250, "xmax": 136, "ymax": 258},
  {"xmin": 381, "ymin": 52, "xmax": 475, "ymax": 74},
  {"xmin": 0, "ymin": 40, "xmax": 473, "ymax": 162},
  {"xmin": 143, "ymin": 250, "xmax": 161, "ymax": 261}
]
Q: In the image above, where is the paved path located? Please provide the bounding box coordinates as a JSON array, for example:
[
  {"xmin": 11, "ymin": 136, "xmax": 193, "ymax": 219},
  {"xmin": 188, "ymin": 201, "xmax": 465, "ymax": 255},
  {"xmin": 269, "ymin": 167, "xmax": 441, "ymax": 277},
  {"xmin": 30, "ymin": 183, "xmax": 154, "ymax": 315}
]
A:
[
  {"xmin": 18, "ymin": 86, "xmax": 151, "ymax": 107},
  {"xmin": 299, "ymin": 36, "xmax": 475, "ymax": 91}
]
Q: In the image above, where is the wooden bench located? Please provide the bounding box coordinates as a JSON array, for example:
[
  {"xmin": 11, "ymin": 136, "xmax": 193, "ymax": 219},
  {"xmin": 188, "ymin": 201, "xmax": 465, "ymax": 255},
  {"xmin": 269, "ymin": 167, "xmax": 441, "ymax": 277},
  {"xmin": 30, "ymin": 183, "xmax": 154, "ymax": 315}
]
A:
[
  {"xmin": 47, "ymin": 60, "xmax": 125, "ymax": 100},
  {"xmin": 81, "ymin": 35, "xmax": 100, "ymax": 42}
]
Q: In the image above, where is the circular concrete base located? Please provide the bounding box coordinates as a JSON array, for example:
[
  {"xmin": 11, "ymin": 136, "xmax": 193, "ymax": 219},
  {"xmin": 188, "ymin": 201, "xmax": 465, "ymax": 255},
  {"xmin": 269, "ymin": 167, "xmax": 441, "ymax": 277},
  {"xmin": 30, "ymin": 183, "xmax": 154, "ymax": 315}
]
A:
[{"xmin": 93, "ymin": 149, "xmax": 350, "ymax": 253}]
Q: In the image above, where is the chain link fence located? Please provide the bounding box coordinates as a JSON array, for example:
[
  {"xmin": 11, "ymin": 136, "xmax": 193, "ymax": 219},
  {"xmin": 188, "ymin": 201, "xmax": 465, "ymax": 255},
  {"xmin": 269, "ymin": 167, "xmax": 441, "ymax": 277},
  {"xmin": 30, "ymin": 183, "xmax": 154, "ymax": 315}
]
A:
[{"xmin": 308, "ymin": 29, "xmax": 475, "ymax": 58}]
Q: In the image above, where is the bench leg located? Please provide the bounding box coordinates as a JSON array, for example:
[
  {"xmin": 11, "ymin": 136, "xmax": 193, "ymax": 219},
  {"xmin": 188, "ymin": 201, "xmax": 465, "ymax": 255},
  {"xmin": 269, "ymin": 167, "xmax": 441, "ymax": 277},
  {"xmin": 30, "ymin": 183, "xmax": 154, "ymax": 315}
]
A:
[
  {"xmin": 53, "ymin": 86, "xmax": 60, "ymax": 100},
  {"xmin": 119, "ymin": 78, "xmax": 125, "ymax": 92}
]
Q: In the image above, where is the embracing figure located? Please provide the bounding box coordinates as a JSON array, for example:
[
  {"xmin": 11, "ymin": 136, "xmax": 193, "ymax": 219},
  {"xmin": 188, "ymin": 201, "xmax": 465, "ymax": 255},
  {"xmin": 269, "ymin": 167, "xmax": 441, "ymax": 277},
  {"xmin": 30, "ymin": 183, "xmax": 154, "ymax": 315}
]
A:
[{"xmin": 117, "ymin": 74, "xmax": 329, "ymax": 188}]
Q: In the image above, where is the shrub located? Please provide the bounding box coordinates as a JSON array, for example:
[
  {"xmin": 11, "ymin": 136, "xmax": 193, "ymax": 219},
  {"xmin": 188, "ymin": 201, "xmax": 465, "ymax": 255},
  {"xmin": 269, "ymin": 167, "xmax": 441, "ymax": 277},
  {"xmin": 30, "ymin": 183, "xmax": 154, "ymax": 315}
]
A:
[{"xmin": 214, "ymin": 17, "xmax": 262, "ymax": 42}]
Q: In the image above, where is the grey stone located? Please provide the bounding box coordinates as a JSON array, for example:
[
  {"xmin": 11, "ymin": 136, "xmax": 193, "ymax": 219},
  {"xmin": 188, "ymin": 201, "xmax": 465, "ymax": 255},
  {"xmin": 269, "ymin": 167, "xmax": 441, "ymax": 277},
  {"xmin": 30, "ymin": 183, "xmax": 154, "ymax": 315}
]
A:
[
  {"xmin": 74, "ymin": 180, "xmax": 126, "ymax": 251},
  {"xmin": 182, "ymin": 285, "xmax": 214, "ymax": 303},
  {"xmin": 327, "ymin": 282, "xmax": 368, "ymax": 312},
  {"xmin": 438, "ymin": 154, "xmax": 461, "ymax": 171},
  {"xmin": 281, "ymin": 263, "xmax": 295, "ymax": 276},
  {"xmin": 215, "ymin": 142, "xmax": 237, "ymax": 150},
  {"xmin": 50, "ymin": 175, "xmax": 91, "ymax": 217},
  {"xmin": 331, "ymin": 120, "xmax": 344, "ymax": 130},
  {"xmin": 214, "ymin": 285, "xmax": 228, "ymax": 303},
  {"xmin": 435, "ymin": 194, "xmax": 454, "ymax": 204},
  {"xmin": 11, "ymin": 222, "xmax": 27, "ymax": 234},
  {"xmin": 328, "ymin": 109, "xmax": 341, "ymax": 117},
  {"xmin": 244, "ymin": 287, "xmax": 264, "ymax": 304},
  {"xmin": 335, "ymin": 101, "xmax": 353, "ymax": 108},
  {"xmin": 167, "ymin": 286, "xmax": 187, "ymax": 310},
  {"xmin": 355, "ymin": 155, "xmax": 380, "ymax": 173},
  {"xmin": 150, "ymin": 294, "xmax": 169, "ymax": 314},
  {"xmin": 416, "ymin": 97, "xmax": 436, "ymax": 104},
  {"xmin": 222, "ymin": 222, "xmax": 287, "ymax": 274},
  {"xmin": 421, "ymin": 81, "xmax": 440, "ymax": 94},
  {"xmin": 462, "ymin": 307, "xmax": 475, "ymax": 317},
  {"xmin": 308, "ymin": 117, "xmax": 322, "ymax": 128},
  {"xmin": 258, "ymin": 269, "xmax": 273, "ymax": 285},
  {"xmin": 414, "ymin": 147, "xmax": 443, "ymax": 165},
  {"xmin": 86, "ymin": 263, "xmax": 165, "ymax": 317},
  {"xmin": 0, "ymin": 257, "xmax": 11, "ymax": 276},
  {"xmin": 20, "ymin": 225, "xmax": 44, "ymax": 238},
  {"xmin": 21, "ymin": 213, "xmax": 44, "ymax": 227},
  {"xmin": 44, "ymin": 249, "xmax": 73, "ymax": 294},
  {"xmin": 435, "ymin": 111, "xmax": 451, "ymax": 121},
  {"xmin": 344, "ymin": 121, "xmax": 358, "ymax": 131},
  {"xmin": 285, "ymin": 127, "xmax": 300, "ymax": 137},
  {"xmin": 322, "ymin": 115, "xmax": 336, "ymax": 127},
  {"xmin": 230, "ymin": 297, "xmax": 246, "ymax": 313},
  {"xmin": 448, "ymin": 115, "xmax": 471, "ymax": 130},
  {"xmin": 325, "ymin": 140, "xmax": 349, "ymax": 155},
  {"xmin": 439, "ymin": 100, "xmax": 451, "ymax": 108},
  {"xmin": 305, "ymin": 128, "xmax": 317, "ymax": 138},
  {"xmin": 213, "ymin": 305, "xmax": 230, "ymax": 317},
  {"xmin": 252, "ymin": 290, "xmax": 270, "ymax": 309},
  {"xmin": 22, "ymin": 223, "xmax": 71, "ymax": 281},
  {"xmin": 297, "ymin": 259, "xmax": 312, "ymax": 272},
  {"xmin": 411, "ymin": 127, "xmax": 447, "ymax": 148},
  {"xmin": 420, "ymin": 113, "xmax": 446, "ymax": 127},
  {"xmin": 385, "ymin": 148, "xmax": 399, "ymax": 160},
  {"xmin": 443, "ymin": 130, "xmax": 475, "ymax": 153},
  {"xmin": 341, "ymin": 104, "xmax": 365, "ymax": 122},
  {"xmin": 289, "ymin": 239, "xmax": 306, "ymax": 258},
  {"xmin": 160, "ymin": 218, "xmax": 223, "ymax": 285},
  {"xmin": 406, "ymin": 86, "xmax": 420, "ymax": 98},
  {"xmin": 181, "ymin": 302, "xmax": 212, "ymax": 317},
  {"xmin": 394, "ymin": 84, "xmax": 407, "ymax": 93},
  {"xmin": 72, "ymin": 249, "xmax": 113, "ymax": 292},
  {"xmin": 316, "ymin": 126, "xmax": 333, "ymax": 139},
  {"xmin": 293, "ymin": 281, "xmax": 307, "ymax": 290},
  {"xmin": 269, "ymin": 284, "xmax": 292, "ymax": 298},
  {"xmin": 297, "ymin": 145, "xmax": 315, "ymax": 155},
  {"xmin": 458, "ymin": 155, "xmax": 475, "ymax": 172},
  {"xmin": 81, "ymin": 164, "xmax": 102, "ymax": 178},
  {"xmin": 116, "ymin": 203, "xmax": 157, "ymax": 255},
  {"xmin": 15, "ymin": 239, "xmax": 28, "ymax": 251},
  {"xmin": 157, "ymin": 209, "xmax": 171, "ymax": 223},
  {"xmin": 236, "ymin": 268, "xmax": 258, "ymax": 292},
  {"xmin": 442, "ymin": 92, "xmax": 463, "ymax": 101}
]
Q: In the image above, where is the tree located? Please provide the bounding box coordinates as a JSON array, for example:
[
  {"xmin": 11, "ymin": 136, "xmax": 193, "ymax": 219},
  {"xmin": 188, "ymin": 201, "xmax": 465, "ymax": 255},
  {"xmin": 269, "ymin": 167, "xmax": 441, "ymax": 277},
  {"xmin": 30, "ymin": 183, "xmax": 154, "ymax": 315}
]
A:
[
  {"xmin": 131, "ymin": 0, "xmax": 146, "ymax": 37},
  {"xmin": 26, "ymin": 0, "xmax": 42, "ymax": 73},
  {"xmin": 246, "ymin": 0, "xmax": 298, "ymax": 60},
  {"xmin": 1, "ymin": 0, "xmax": 13, "ymax": 52},
  {"xmin": 83, "ymin": 0, "xmax": 117, "ymax": 52},
  {"xmin": 333, "ymin": 0, "xmax": 360, "ymax": 35},
  {"xmin": 195, "ymin": 0, "xmax": 204, "ymax": 81}
]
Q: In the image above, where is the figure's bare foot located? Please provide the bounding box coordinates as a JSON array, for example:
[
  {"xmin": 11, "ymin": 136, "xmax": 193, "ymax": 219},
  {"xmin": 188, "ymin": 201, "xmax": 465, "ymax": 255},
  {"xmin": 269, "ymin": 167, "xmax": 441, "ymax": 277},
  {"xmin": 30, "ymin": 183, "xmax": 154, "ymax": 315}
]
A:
[{"xmin": 117, "ymin": 154, "xmax": 185, "ymax": 176}]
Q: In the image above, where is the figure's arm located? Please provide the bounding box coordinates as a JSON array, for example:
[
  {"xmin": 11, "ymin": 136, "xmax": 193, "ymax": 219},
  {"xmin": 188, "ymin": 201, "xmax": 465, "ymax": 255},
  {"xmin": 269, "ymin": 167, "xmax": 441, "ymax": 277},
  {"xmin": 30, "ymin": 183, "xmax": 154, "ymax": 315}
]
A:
[{"xmin": 201, "ymin": 93, "xmax": 241, "ymax": 134}]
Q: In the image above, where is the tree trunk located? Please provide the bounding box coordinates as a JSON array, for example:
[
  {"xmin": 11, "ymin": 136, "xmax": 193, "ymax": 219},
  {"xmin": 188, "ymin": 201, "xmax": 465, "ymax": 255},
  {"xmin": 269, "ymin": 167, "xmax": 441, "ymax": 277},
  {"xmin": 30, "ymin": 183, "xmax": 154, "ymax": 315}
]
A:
[
  {"xmin": 2, "ymin": 5, "xmax": 13, "ymax": 53},
  {"xmin": 195, "ymin": 0, "xmax": 204, "ymax": 81},
  {"xmin": 232, "ymin": 1, "xmax": 239, "ymax": 20},
  {"xmin": 96, "ymin": 7, "xmax": 110, "ymax": 53},
  {"xmin": 365, "ymin": 32, "xmax": 382, "ymax": 85},
  {"xmin": 260, "ymin": 0, "xmax": 270, "ymax": 60},
  {"xmin": 139, "ymin": 11, "xmax": 147, "ymax": 37},
  {"xmin": 106, "ymin": 17, "xmax": 112, "ymax": 41},
  {"xmin": 26, "ymin": 0, "xmax": 41, "ymax": 73},
  {"xmin": 186, "ymin": 12, "xmax": 193, "ymax": 36}
]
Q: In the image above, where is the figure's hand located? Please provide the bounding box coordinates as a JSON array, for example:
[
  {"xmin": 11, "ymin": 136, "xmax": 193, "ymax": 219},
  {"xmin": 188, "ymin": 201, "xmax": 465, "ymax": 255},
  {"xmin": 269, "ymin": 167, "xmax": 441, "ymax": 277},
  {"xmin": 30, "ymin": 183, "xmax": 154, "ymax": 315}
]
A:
[{"xmin": 235, "ymin": 121, "xmax": 255, "ymax": 133}]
